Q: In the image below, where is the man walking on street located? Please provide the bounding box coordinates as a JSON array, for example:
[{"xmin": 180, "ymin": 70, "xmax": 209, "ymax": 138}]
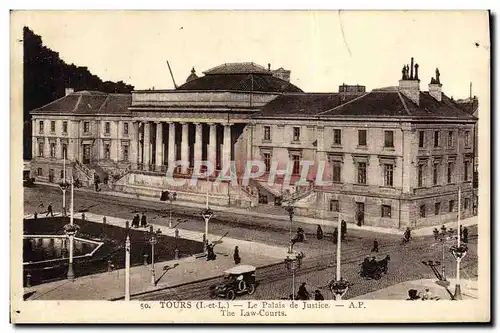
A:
[
  {"xmin": 46, "ymin": 202, "xmax": 54, "ymax": 217},
  {"xmin": 233, "ymin": 246, "xmax": 241, "ymax": 265},
  {"xmin": 141, "ymin": 213, "xmax": 147, "ymax": 227}
]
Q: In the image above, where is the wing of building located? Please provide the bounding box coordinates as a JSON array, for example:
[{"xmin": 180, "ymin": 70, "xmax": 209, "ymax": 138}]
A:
[{"xmin": 29, "ymin": 59, "xmax": 477, "ymax": 229}]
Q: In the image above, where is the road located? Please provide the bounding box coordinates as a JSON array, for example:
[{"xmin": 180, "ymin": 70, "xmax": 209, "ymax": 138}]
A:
[{"xmin": 24, "ymin": 185, "xmax": 478, "ymax": 300}]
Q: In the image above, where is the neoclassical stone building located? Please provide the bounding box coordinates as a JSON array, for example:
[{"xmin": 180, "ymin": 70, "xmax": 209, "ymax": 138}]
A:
[{"xmin": 29, "ymin": 60, "xmax": 477, "ymax": 228}]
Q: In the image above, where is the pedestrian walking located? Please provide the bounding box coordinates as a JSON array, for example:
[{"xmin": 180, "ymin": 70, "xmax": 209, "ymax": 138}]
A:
[
  {"xmin": 297, "ymin": 282, "xmax": 310, "ymax": 300},
  {"xmin": 341, "ymin": 220, "xmax": 347, "ymax": 240},
  {"xmin": 433, "ymin": 228, "xmax": 440, "ymax": 240},
  {"xmin": 206, "ymin": 243, "xmax": 216, "ymax": 261},
  {"xmin": 332, "ymin": 228, "xmax": 338, "ymax": 244},
  {"xmin": 233, "ymin": 246, "xmax": 241, "ymax": 265},
  {"xmin": 141, "ymin": 213, "xmax": 147, "ymax": 227},
  {"xmin": 462, "ymin": 227, "xmax": 469, "ymax": 243},
  {"xmin": 46, "ymin": 203, "xmax": 54, "ymax": 217},
  {"xmin": 316, "ymin": 225, "xmax": 323, "ymax": 240},
  {"xmin": 314, "ymin": 290, "xmax": 324, "ymax": 300},
  {"xmin": 371, "ymin": 239, "xmax": 379, "ymax": 252},
  {"xmin": 38, "ymin": 201, "xmax": 44, "ymax": 214},
  {"xmin": 440, "ymin": 224, "xmax": 447, "ymax": 235}
]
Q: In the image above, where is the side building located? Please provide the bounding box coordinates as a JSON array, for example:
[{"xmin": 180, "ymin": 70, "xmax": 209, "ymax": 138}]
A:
[{"xmin": 29, "ymin": 59, "xmax": 477, "ymax": 229}]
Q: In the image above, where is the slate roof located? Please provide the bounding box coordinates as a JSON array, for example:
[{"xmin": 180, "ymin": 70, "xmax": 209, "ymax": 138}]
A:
[
  {"xmin": 202, "ymin": 62, "xmax": 270, "ymax": 75},
  {"xmin": 255, "ymin": 90, "xmax": 477, "ymax": 120},
  {"xmin": 455, "ymin": 97, "xmax": 479, "ymax": 115},
  {"xmin": 177, "ymin": 73, "xmax": 303, "ymax": 93},
  {"xmin": 31, "ymin": 91, "xmax": 132, "ymax": 115}
]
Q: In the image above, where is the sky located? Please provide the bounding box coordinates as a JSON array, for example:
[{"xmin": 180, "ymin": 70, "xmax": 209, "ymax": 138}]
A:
[{"xmin": 12, "ymin": 11, "xmax": 490, "ymax": 102}]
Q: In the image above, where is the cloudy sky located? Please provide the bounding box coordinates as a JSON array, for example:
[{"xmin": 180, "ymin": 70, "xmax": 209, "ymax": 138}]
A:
[{"xmin": 12, "ymin": 11, "xmax": 489, "ymax": 102}]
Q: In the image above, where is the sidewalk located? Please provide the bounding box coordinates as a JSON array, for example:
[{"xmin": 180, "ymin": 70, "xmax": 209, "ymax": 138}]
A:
[
  {"xmin": 33, "ymin": 181, "xmax": 478, "ymax": 236},
  {"xmin": 351, "ymin": 278, "xmax": 478, "ymax": 300},
  {"xmin": 23, "ymin": 212, "xmax": 285, "ymax": 301}
]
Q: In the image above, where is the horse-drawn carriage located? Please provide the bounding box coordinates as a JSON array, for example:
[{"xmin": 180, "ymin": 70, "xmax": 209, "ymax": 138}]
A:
[
  {"xmin": 359, "ymin": 255, "xmax": 391, "ymax": 280},
  {"xmin": 210, "ymin": 265, "xmax": 257, "ymax": 300}
]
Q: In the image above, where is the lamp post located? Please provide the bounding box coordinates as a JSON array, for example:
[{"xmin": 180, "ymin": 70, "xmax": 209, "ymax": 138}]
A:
[
  {"xmin": 125, "ymin": 234, "xmax": 131, "ymax": 301},
  {"xmin": 285, "ymin": 206, "xmax": 294, "ymax": 254},
  {"xmin": 284, "ymin": 251, "xmax": 304, "ymax": 300},
  {"xmin": 201, "ymin": 208, "xmax": 214, "ymax": 253},
  {"xmin": 328, "ymin": 213, "xmax": 350, "ymax": 300},
  {"xmin": 450, "ymin": 187, "xmax": 468, "ymax": 300},
  {"xmin": 60, "ymin": 154, "xmax": 67, "ymax": 216},
  {"xmin": 63, "ymin": 177, "xmax": 78, "ymax": 280},
  {"xmin": 160, "ymin": 191, "xmax": 177, "ymax": 228},
  {"xmin": 148, "ymin": 225, "xmax": 160, "ymax": 286}
]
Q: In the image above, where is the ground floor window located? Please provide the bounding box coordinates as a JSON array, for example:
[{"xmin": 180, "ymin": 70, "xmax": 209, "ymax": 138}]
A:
[
  {"xmin": 381, "ymin": 205, "xmax": 391, "ymax": 218},
  {"xmin": 464, "ymin": 198, "xmax": 470, "ymax": 210},
  {"xmin": 122, "ymin": 145, "xmax": 129, "ymax": 161},
  {"xmin": 329, "ymin": 199, "xmax": 339, "ymax": 212},
  {"xmin": 434, "ymin": 202, "xmax": 441, "ymax": 215},
  {"xmin": 37, "ymin": 168, "xmax": 43, "ymax": 176},
  {"xmin": 449, "ymin": 200, "xmax": 454, "ymax": 212},
  {"xmin": 420, "ymin": 204, "xmax": 426, "ymax": 218}
]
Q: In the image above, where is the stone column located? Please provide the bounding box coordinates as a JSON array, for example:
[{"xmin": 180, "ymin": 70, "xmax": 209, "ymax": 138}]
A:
[
  {"xmin": 168, "ymin": 123, "xmax": 176, "ymax": 167},
  {"xmin": 143, "ymin": 121, "xmax": 151, "ymax": 171},
  {"xmin": 208, "ymin": 123, "xmax": 217, "ymax": 170},
  {"xmin": 130, "ymin": 121, "xmax": 138, "ymax": 166},
  {"xmin": 194, "ymin": 123, "xmax": 203, "ymax": 165},
  {"xmin": 155, "ymin": 122, "xmax": 163, "ymax": 170},
  {"xmin": 181, "ymin": 123, "xmax": 189, "ymax": 173},
  {"xmin": 44, "ymin": 137, "xmax": 50, "ymax": 158},
  {"xmin": 223, "ymin": 124, "xmax": 232, "ymax": 170}
]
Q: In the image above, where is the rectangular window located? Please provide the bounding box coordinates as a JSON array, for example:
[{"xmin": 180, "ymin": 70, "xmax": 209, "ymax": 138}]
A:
[
  {"xmin": 449, "ymin": 200, "xmax": 455, "ymax": 213},
  {"xmin": 465, "ymin": 131, "xmax": 471, "ymax": 147},
  {"xmin": 329, "ymin": 200, "xmax": 339, "ymax": 212},
  {"xmin": 464, "ymin": 161, "xmax": 470, "ymax": 181},
  {"xmin": 447, "ymin": 162, "xmax": 453, "ymax": 184},
  {"xmin": 435, "ymin": 202, "xmax": 441, "ymax": 215},
  {"xmin": 263, "ymin": 126, "xmax": 271, "ymax": 141},
  {"xmin": 332, "ymin": 161, "xmax": 341, "ymax": 183},
  {"xmin": 464, "ymin": 198, "xmax": 470, "ymax": 210},
  {"xmin": 381, "ymin": 205, "xmax": 392, "ymax": 218},
  {"xmin": 123, "ymin": 122, "xmax": 129, "ymax": 135},
  {"xmin": 122, "ymin": 145, "xmax": 129, "ymax": 161},
  {"xmin": 50, "ymin": 142, "xmax": 56, "ymax": 157},
  {"xmin": 433, "ymin": 163, "xmax": 439, "ymax": 185},
  {"xmin": 418, "ymin": 165, "xmax": 424, "ymax": 187},
  {"xmin": 384, "ymin": 164, "xmax": 394, "ymax": 187},
  {"xmin": 84, "ymin": 121, "xmax": 90, "ymax": 133},
  {"xmin": 292, "ymin": 155, "xmax": 300, "ymax": 175},
  {"xmin": 104, "ymin": 143, "xmax": 110, "ymax": 159},
  {"xmin": 448, "ymin": 131, "xmax": 453, "ymax": 147},
  {"xmin": 62, "ymin": 121, "xmax": 68, "ymax": 133},
  {"xmin": 357, "ymin": 162, "xmax": 366, "ymax": 184},
  {"xmin": 60, "ymin": 170, "xmax": 64, "ymax": 179},
  {"xmin": 39, "ymin": 121, "xmax": 44, "ymax": 134},
  {"xmin": 434, "ymin": 131, "xmax": 439, "ymax": 147},
  {"xmin": 292, "ymin": 127, "xmax": 300, "ymax": 142},
  {"xmin": 105, "ymin": 122, "xmax": 110, "ymax": 134},
  {"xmin": 50, "ymin": 121, "xmax": 55, "ymax": 132},
  {"xmin": 38, "ymin": 142, "xmax": 44, "ymax": 157},
  {"xmin": 37, "ymin": 168, "xmax": 43, "ymax": 176},
  {"xmin": 419, "ymin": 131, "xmax": 425, "ymax": 148},
  {"xmin": 420, "ymin": 205, "xmax": 426, "ymax": 218},
  {"xmin": 263, "ymin": 153, "xmax": 271, "ymax": 172},
  {"xmin": 62, "ymin": 144, "xmax": 67, "ymax": 159},
  {"xmin": 384, "ymin": 131, "xmax": 394, "ymax": 148},
  {"xmin": 333, "ymin": 129, "xmax": 342, "ymax": 145},
  {"xmin": 358, "ymin": 130, "xmax": 367, "ymax": 146}
]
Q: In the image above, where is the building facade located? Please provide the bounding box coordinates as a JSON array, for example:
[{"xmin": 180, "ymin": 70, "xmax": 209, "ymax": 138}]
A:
[{"xmin": 29, "ymin": 60, "xmax": 477, "ymax": 229}]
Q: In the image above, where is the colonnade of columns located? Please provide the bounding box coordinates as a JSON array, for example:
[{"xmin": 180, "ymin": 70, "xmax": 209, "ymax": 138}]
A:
[{"xmin": 135, "ymin": 121, "xmax": 232, "ymax": 174}]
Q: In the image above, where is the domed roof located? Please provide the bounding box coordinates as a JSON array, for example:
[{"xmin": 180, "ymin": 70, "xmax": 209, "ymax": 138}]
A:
[{"xmin": 177, "ymin": 62, "xmax": 303, "ymax": 93}]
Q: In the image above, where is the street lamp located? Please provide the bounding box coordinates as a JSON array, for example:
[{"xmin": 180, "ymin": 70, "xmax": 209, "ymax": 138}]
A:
[
  {"xmin": 63, "ymin": 177, "xmax": 78, "ymax": 280},
  {"xmin": 328, "ymin": 213, "xmax": 350, "ymax": 300},
  {"xmin": 450, "ymin": 244, "xmax": 468, "ymax": 300},
  {"xmin": 285, "ymin": 206, "xmax": 294, "ymax": 254},
  {"xmin": 148, "ymin": 225, "xmax": 161, "ymax": 286},
  {"xmin": 201, "ymin": 208, "xmax": 214, "ymax": 253},
  {"xmin": 125, "ymin": 234, "xmax": 131, "ymax": 301},
  {"xmin": 160, "ymin": 191, "xmax": 177, "ymax": 228},
  {"xmin": 284, "ymin": 251, "xmax": 304, "ymax": 300}
]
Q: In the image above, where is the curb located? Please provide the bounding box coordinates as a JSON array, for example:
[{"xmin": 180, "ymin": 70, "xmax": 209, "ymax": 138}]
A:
[{"xmin": 109, "ymin": 261, "xmax": 284, "ymax": 301}]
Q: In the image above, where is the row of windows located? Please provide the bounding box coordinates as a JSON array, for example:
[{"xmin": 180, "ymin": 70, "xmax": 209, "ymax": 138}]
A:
[
  {"xmin": 38, "ymin": 120, "xmax": 129, "ymax": 136},
  {"xmin": 418, "ymin": 130, "xmax": 471, "ymax": 148},
  {"xmin": 263, "ymin": 126, "xmax": 393, "ymax": 148},
  {"xmin": 37, "ymin": 141, "xmax": 67, "ymax": 158},
  {"xmin": 328, "ymin": 198, "xmax": 470, "ymax": 218},
  {"xmin": 417, "ymin": 160, "xmax": 471, "ymax": 187}
]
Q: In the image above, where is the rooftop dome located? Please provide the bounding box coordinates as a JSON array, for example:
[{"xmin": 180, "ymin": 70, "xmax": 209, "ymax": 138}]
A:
[{"xmin": 177, "ymin": 62, "xmax": 303, "ymax": 93}]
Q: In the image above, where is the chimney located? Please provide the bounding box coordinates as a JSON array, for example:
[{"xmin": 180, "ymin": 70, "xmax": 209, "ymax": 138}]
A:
[
  {"xmin": 268, "ymin": 63, "xmax": 271, "ymax": 71},
  {"xmin": 65, "ymin": 88, "xmax": 74, "ymax": 96},
  {"xmin": 398, "ymin": 57, "xmax": 420, "ymax": 105},
  {"xmin": 428, "ymin": 68, "xmax": 442, "ymax": 102}
]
